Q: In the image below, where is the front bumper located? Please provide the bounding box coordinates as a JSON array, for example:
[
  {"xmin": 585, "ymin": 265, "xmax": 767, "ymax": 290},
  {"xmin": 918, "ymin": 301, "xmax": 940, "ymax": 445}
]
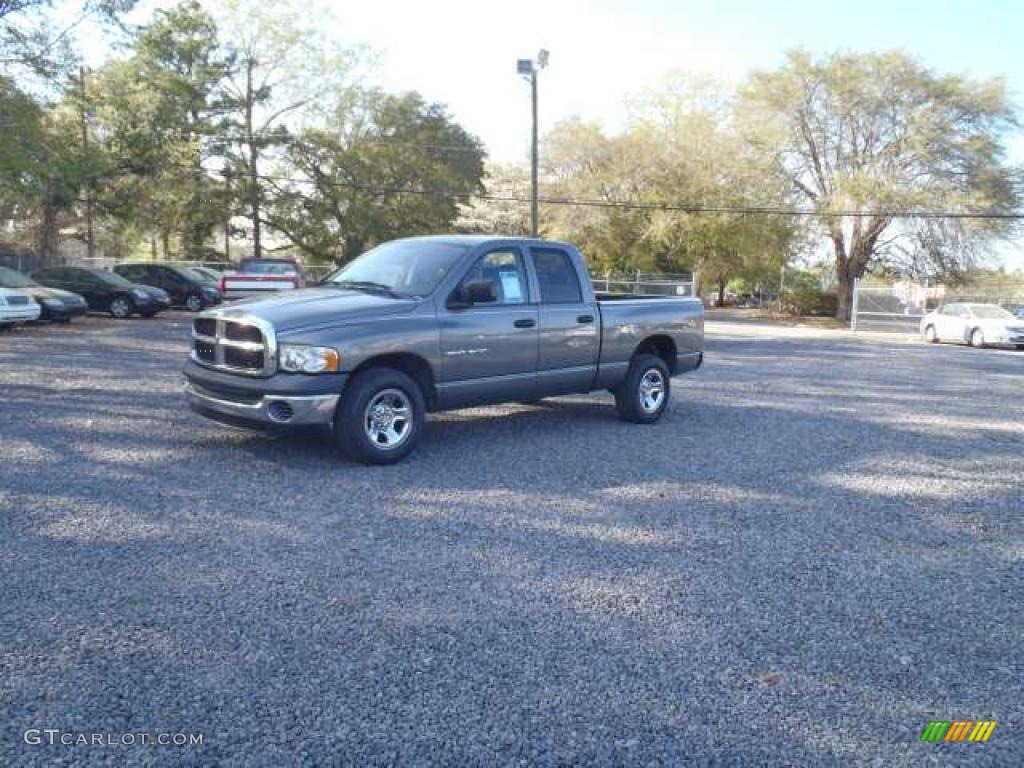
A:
[
  {"xmin": 41, "ymin": 301, "xmax": 88, "ymax": 320},
  {"xmin": 184, "ymin": 382, "xmax": 339, "ymax": 428},
  {"xmin": 183, "ymin": 359, "xmax": 346, "ymax": 428}
]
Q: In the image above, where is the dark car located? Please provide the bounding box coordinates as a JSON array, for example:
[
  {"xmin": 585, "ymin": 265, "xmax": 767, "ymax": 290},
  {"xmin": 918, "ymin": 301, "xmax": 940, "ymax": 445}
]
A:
[
  {"xmin": 31, "ymin": 266, "xmax": 163, "ymax": 318},
  {"xmin": 0, "ymin": 266, "xmax": 88, "ymax": 322},
  {"xmin": 113, "ymin": 263, "xmax": 222, "ymax": 312}
]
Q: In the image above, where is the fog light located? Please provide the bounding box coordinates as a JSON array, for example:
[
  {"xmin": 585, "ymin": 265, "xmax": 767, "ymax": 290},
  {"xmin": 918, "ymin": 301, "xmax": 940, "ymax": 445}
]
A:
[{"xmin": 267, "ymin": 400, "xmax": 294, "ymax": 422}]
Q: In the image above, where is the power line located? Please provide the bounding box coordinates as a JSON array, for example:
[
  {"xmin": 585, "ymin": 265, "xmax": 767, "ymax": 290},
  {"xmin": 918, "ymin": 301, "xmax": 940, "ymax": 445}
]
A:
[{"xmin": 241, "ymin": 171, "xmax": 1024, "ymax": 221}]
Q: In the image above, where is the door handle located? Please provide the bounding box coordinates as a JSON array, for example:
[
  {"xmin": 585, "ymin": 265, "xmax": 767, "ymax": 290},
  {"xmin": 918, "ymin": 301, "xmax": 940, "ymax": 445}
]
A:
[
  {"xmin": 577, "ymin": 314, "xmax": 594, "ymax": 324},
  {"xmin": 514, "ymin": 318, "xmax": 536, "ymax": 328}
]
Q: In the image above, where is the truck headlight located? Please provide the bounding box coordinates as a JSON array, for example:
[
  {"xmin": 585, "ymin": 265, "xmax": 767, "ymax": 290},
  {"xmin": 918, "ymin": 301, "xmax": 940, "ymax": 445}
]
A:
[{"xmin": 279, "ymin": 345, "xmax": 340, "ymax": 373}]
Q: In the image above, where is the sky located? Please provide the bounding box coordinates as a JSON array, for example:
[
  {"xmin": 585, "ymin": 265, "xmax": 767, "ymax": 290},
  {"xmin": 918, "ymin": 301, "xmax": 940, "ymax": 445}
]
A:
[{"xmin": 80, "ymin": 0, "xmax": 1024, "ymax": 268}]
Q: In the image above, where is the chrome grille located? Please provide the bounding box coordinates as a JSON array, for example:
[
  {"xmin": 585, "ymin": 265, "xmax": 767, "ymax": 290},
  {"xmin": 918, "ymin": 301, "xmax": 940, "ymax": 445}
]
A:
[{"xmin": 191, "ymin": 315, "xmax": 275, "ymax": 376}]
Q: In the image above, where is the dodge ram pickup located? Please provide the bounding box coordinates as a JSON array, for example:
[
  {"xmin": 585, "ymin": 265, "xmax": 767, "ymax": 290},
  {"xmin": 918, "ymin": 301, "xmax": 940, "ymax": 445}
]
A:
[{"xmin": 183, "ymin": 236, "xmax": 703, "ymax": 463}]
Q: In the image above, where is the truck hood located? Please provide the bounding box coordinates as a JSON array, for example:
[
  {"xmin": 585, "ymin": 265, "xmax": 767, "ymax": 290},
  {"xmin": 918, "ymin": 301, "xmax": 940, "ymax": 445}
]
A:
[{"xmin": 213, "ymin": 287, "xmax": 418, "ymax": 333}]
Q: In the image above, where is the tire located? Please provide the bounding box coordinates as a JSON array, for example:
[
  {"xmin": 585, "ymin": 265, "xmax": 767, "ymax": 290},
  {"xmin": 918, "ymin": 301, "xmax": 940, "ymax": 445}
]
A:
[
  {"xmin": 334, "ymin": 367, "xmax": 425, "ymax": 464},
  {"xmin": 185, "ymin": 292, "xmax": 204, "ymax": 312},
  {"xmin": 613, "ymin": 353, "xmax": 671, "ymax": 424},
  {"xmin": 110, "ymin": 295, "xmax": 133, "ymax": 318},
  {"xmin": 923, "ymin": 325, "xmax": 938, "ymax": 343},
  {"xmin": 969, "ymin": 327, "xmax": 985, "ymax": 348}
]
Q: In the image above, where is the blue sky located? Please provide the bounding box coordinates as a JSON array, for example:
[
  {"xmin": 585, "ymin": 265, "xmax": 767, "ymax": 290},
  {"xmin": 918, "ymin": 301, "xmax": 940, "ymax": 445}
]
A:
[{"xmin": 84, "ymin": 0, "xmax": 1024, "ymax": 267}]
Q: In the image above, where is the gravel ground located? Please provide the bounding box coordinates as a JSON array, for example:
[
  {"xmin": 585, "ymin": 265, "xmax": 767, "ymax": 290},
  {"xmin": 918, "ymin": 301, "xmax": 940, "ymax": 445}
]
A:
[{"xmin": 1, "ymin": 314, "xmax": 1021, "ymax": 767}]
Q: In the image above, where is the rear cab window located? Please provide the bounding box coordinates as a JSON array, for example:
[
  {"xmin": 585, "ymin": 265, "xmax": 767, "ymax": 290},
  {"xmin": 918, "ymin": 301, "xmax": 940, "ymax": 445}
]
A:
[{"xmin": 531, "ymin": 247, "xmax": 583, "ymax": 304}]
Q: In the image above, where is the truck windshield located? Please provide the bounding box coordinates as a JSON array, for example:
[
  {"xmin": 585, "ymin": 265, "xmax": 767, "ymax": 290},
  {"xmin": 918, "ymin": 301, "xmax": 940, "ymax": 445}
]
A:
[{"xmin": 327, "ymin": 241, "xmax": 469, "ymax": 298}]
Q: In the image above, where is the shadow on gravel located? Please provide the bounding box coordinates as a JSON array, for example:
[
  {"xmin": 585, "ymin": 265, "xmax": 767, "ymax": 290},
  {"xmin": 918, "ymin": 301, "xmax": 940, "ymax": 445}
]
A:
[{"xmin": 1, "ymin": 321, "xmax": 1022, "ymax": 766}]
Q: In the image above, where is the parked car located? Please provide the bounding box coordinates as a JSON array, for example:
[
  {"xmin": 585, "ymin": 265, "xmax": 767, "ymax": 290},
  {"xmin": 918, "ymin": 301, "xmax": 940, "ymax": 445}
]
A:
[
  {"xmin": 113, "ymin": 263, "xmax": 222, "ymax": 312},
  {"xmin": 219, "ymin": 258, "xmax": 305, "ymax": 300},
  {"xmin": 184, "ymin": 236, "xmax": 704, "ymax": 464},
  {"xmin": 921, "ymin": 302, "xmax": 1024, "ymax": 349},
  {"xmin": 0, "ymin": 286, "xmax": 41, "ymax": 327},
  {"xmin": 31, "ymin": 266, "xmax": 165, "ymax": 318},
  {"xmin": 189, "ymin": 266, "xmax": 224, "ymax": 284},
  {"xmin": 0, "ymin": 266, "xmax": 88, "ymax": 322}
]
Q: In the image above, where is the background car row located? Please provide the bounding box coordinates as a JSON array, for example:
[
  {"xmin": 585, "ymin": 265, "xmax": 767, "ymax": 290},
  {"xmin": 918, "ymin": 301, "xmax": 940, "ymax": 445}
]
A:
[{"xmin": 0, "ymin": 263, "xmax": 223, "ymax": 327}]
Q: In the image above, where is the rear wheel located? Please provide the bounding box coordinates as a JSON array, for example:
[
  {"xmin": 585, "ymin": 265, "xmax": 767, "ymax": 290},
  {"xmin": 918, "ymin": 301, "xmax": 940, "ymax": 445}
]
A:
[
  {"xmin": 110, "ymin": 295, "xmax": 133, "ymax": 318},
  {"xmin": 334, "ymin": 367, "xmax": 425, "ymax": 464},
  {"xmin": 969, "ymin": 327, "xmax": 985, "ymax": 348},
  {"xmin": 614, "ymin": 353, "xmax": 671, "ymax": 424},
  {"xmin": 923, "ymin": 325, "xmax": 938, "ymax": 343}
]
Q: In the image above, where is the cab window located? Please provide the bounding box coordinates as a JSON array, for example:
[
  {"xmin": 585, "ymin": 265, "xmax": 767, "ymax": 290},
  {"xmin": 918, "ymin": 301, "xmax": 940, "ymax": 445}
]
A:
[{"xmin": 531, "ymin": 248, "xmax": 583, "ymax": 304}]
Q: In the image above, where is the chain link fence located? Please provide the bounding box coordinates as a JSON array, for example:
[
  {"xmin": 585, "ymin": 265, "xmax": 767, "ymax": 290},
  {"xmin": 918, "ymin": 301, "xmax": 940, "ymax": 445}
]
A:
[
  {"xmin": 852, "ymin": 276, "xmax": 1024, "ymax": 333},
  {"xmin": 593, "ymin": 271, "xmax": 695, "ymax": 297}
]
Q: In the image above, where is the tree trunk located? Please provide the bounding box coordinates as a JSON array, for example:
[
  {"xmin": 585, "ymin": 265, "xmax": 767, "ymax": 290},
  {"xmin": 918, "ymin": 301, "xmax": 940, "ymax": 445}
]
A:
[
  {"xmin": 717, "ymin": 280, "xmax": 726, "ymax": 307},
  {"xmin": 836, "ymin": 269, "xmax": 854, "ymax": 322},
  {"xmin": 246, "ymin": 58, "xmax": 262, "ymax": 260}
]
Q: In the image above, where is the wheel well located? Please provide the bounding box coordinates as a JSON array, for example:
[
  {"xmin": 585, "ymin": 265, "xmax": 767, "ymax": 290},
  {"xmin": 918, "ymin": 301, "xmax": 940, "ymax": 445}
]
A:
[
  {"xmin": 350, "ymin": 353, "xmax": 437, "ymax": 409},
  {"xmin": 633, "ymin": 335, "xmax": 677, "ymax": 371}
]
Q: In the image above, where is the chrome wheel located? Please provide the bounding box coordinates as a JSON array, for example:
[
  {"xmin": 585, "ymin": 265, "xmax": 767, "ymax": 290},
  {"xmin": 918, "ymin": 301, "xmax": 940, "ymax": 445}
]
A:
[
  {"xmin": 110, "ymin": 297, "xmax": 131, "ymax": 318},
  {"xmin": 186, "ymin": 293, "xmax": 203, "ymax": 312},
  {"xmin": 363, "ymin": 388, "xmax": 413, "ymax": 450},
  {"xmin": 970, "ymin": 328, "xmax": 985, "ymax": 348},
  {"xmin": 638, "ymin": 369, "xmax": 666, "ymax": 414}
]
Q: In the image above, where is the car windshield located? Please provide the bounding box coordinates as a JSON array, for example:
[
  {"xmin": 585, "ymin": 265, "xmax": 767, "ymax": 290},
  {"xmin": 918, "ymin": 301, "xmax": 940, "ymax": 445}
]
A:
[
  {"xmin": 96, "ymin": 270, "xmax": 135, "ymax": 288},
  {"xmin": 0, "ymin": 266, "xmax": 35, "ymax": 288},
  {"xmin": 327, "ymin": 241, "xmax": 469, "ymax": 298},
  {"xmin": 970, "ymin": 305, "xmax": 1015, "ymax": 320},
  {"xmin": 185, "ymin": 268, "xmax": 217, "ymax": 282},
  {"xmin": 242, "ymin": 260, "xmax": 296, "ymax": 275}
]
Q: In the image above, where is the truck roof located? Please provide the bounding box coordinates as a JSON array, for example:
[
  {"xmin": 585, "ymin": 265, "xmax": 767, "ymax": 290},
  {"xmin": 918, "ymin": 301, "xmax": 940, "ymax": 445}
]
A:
[{"xmin": 391, "ymin": 234, "xmax": 576, "ymax": 249}]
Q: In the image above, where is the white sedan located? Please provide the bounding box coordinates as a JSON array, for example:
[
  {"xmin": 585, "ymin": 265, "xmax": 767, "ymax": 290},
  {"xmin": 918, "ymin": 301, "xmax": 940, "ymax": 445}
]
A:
[
  {"xmin": 920, "ymin": 302, "xmax": 1024, "ymax": 349},
  {"xmin": 0, "ymin": 287, "xmax": 41, "ymax": 326}
]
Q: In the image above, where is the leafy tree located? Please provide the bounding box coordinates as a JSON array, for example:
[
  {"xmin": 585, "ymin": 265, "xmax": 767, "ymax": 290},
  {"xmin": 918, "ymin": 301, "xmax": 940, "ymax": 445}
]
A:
[
  {"xmin": 268, "ymin": 90, "xmax": 485, "ymax": 262},
  {"xmin": 212, "ymin": 0, "xmax": 363, "ymax": 259},
  {"xmin": 741, "ymin": 50, "xmax": 1022, "ymax": 319}
]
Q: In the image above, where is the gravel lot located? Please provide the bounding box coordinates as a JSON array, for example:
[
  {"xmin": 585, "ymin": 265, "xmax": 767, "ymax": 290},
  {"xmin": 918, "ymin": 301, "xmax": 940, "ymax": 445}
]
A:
[{"xmin": 1, "ymin": 314, "xmax": 1021, "ymax": 766}]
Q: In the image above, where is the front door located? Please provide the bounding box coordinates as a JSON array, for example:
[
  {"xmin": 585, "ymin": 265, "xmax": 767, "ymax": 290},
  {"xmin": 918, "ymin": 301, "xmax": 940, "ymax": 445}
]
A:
[{"xmin": 438, "ymin": 246, "xmax": 538, "ymax": 408}]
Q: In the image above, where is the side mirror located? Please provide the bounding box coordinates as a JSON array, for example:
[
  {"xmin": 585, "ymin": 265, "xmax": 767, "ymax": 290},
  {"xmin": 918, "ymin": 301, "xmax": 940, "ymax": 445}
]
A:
[{"xmin": 463, "ymin": 279, "xmax": 498, "ymax": 304}]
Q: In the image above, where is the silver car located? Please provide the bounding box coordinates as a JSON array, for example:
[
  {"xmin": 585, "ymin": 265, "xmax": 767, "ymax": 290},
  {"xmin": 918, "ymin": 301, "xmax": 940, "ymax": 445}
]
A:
[{"xmin": 920, "ymin": 303, "xmax": 1024, "ymax": 349}]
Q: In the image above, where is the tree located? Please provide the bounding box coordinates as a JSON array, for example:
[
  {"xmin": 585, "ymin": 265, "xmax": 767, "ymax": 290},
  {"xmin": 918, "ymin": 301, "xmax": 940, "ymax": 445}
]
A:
[
  {"xmin": 96, "ymin": 0, "xmax": 231, "ymax": 259},
  {"xmin": 268, "ymin": 90, "xmax": 485, "ymax": 262},
  {"xmin": 212, "ymin": 0, "xmax": 363, "ymax": 259},
  {"xmin": 742, "ymin": 50, "xmax": 1022, "ymax": 320}
]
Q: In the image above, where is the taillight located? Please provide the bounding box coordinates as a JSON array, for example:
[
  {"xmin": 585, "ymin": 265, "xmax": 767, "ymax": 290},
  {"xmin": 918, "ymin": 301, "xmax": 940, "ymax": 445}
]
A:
[{"xmin": 219, "ymin": 276, "xmax": 227, "ymax": 293}]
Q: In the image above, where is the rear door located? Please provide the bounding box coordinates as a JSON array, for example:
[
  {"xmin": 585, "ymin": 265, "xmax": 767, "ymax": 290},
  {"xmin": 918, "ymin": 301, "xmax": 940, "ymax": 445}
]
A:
[
  {"xmin": 528, "ymin": 246, "xmax": 599, "ymax": 395},
  {"xmin": 66, "ymin": 269, "xmax": 107, "ymax": 310},
  {"xmin": 438, "ymin": 245, "xmax": 538, "ymax": 408}
]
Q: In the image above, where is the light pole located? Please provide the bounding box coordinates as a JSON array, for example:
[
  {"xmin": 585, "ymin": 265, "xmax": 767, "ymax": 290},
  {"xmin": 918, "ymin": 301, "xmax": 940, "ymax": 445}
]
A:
[{"xmin": 517, "ymin": 49, "xmax": 548, "ymax": 237}]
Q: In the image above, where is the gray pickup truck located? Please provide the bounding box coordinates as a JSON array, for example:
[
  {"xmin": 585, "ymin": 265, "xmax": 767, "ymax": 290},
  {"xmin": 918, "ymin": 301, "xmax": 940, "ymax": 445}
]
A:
[{"xmin": 183, "ymin": 236, "xmax": 703, "ymax": 463}]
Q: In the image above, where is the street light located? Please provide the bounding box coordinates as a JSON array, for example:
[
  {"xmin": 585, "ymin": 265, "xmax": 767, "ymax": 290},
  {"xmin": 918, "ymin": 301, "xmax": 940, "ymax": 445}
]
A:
[{"xmin": 518, "ymin": 49, "xmax": 548, "ymax": 237}]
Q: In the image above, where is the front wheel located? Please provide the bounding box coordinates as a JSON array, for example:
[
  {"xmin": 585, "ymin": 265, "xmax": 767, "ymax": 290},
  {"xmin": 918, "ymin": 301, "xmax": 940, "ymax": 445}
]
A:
[
  {"xmin": 334, "ymin": 367, "xmax": 425, "ymax": 464},
  {"xmin": 923, "ymin": 325, "xmax": 938, "ymax": 343},
  {"xmin": 614, "ymin": 353, "xmax": 671, "ymax": 424},
  {"xmin": 969, "ymin": 328, "xmax": 985, "ymax": 348},
  {"xmin": 110, "ymin": 295, "xmax": 133, "ymax": 319}
]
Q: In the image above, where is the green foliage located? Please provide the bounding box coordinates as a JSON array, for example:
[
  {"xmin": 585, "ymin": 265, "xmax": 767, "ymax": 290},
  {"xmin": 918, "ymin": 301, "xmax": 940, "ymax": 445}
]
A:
[
  {"xmin": 268, "ymin": 90, "xmax": 485, "ymax": 262},
  {"xmin": 542, "ymin": 77, "xmax": 798, "ymax": 289},
  {"xmin": 741, "ymin": 50, "xmax": 1022, "ymax": 318},
  {"xmin": 781, "ymin": 269, "xmax": 834, "ymax": 315}
]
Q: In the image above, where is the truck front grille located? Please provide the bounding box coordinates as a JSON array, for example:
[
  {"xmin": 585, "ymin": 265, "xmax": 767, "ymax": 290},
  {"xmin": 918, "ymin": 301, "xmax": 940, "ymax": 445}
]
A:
[{"xmin": 191, "ymin": 316, "xmax": 274, "ymax": 376}]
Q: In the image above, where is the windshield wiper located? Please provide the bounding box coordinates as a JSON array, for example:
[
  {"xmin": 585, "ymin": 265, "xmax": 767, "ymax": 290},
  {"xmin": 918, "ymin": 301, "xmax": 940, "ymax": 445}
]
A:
[{"xmin": 329, "ymin": 280, "xmax": 412, "ymax": 299}]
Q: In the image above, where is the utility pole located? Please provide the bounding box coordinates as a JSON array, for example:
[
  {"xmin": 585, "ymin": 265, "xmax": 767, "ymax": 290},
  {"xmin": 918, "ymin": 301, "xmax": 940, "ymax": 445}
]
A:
[
  {"xmin": 517, "ymin": 50, "xmax": 548, "ymax": 237},
  {"xmin": 79, "ymin": 66, "xmax": 94, "ymax": 261}
]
